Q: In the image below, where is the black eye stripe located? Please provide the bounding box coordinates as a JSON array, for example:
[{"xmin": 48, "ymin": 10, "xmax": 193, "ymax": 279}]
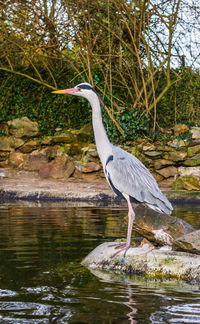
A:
[
  {"xmin": 77, "ymin": 85, "xmax": 93, "ymax": 90},
  {"xmin": 77, "ymin": 84, "xmax": 105, "ymax": 106}
]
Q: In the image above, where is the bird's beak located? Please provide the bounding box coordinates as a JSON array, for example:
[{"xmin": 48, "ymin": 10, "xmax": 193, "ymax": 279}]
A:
[{"xmin": 52, "ymin": 88, "xmax": 80, "ymax": 94}]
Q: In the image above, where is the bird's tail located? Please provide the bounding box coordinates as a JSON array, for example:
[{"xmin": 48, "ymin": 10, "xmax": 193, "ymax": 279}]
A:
[{"xmin": 147, "ymin": 194, "xmax": 173, "ymax": 215}]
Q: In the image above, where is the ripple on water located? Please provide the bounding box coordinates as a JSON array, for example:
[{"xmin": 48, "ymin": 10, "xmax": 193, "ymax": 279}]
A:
[
  {"xmin": 0, "ymin": 317, "xmax": 48, "ymax": 324},
  {"xmin": 0, "ymin": 290, "xmax": 18, "ymax": 298},
  {"xmin": 0, "ymin": 203, "xmax": 199, "ymax": 323},
  {"xmin": 150, "ymin": 303, "xmax": 200, "ymax": 323},
  {"xmin": 0, "ymin": 301, "xmax": 73, "ymax": 323}
]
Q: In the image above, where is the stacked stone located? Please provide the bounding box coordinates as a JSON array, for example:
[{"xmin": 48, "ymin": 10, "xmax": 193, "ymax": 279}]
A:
[
  {"xmin": 0, "ymin": 117, "xmax": 101, "ymax": 181},
  {"xmin": 136, "ymin": 125, "xmax": 200, "ymax": 190},
  {"xmin": 0, "ymin": 117, "xmax": 200, "ymax": 189}
]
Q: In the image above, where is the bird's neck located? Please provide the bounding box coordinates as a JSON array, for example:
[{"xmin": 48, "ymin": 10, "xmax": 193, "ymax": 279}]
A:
[{"xmin": 90, "ymin": 96, "xmax": 112, "ymax": 166}]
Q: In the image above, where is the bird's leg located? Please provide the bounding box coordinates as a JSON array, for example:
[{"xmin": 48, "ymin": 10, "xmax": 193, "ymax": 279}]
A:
[
  {"xmin": 110, "ymin": 198, "xmax": 135, "ymax": 258},
  {"xmin": 124, "ymin": 199, "xmax": 135, "ymax": 255}
]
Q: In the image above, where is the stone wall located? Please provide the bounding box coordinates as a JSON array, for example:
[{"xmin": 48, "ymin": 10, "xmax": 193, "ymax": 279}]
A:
[{"xmin": 0, "ymin": 117, "xmax": 200, "ymax": 190}]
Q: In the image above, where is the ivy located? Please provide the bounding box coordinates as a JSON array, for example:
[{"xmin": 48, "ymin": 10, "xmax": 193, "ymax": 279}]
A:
[{"xmin": 0, "ymin": 67, "xmax": 200, "ymax": 144}]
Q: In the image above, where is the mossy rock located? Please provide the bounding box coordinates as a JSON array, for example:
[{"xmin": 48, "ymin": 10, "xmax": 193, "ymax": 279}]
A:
[
  {"xmin": 63, "ymin": 143, "xmax": 83, "ymax": 156},
  {"xmin": 75, "ymin": 124, "xmax": 92, "ymax": 143},
  {"xmin": 130, "ymin": 146, "xmax": 141, "ymax": 159},
  {"xmin": 187, "ymin": 145, "xmax": 200, "ymax": 157},
  {"xmin": 173, "ymin": 230, "xmax": 200, "ymax": 254},
  {"xmin": 144, "ymin": 151, "xmax": 163, "ymax": 158},
  {"xmin": 163, "ymin": 151, "xmax": 187, "ymax": 162},
  {"xmin": 7, "ymin": 117, "xmax": 39, "ymax": 138},
  {"xmin": 51, "ymin": 132, "xmax": 77, "ymax": 144},
  {"xmin": 172, "ymin": 176, "xmax": 200, "ymax": 190},
  {"xmin": 183, "ymin": 156, "xmax": 200, "ymax": 166},
  {"xmin": 82, "ymin": 242, "xmax": 200, "ymax": 282},
  {"xmin": 0, "ymin": 136, "xmax": 24, "ymax": 151}
]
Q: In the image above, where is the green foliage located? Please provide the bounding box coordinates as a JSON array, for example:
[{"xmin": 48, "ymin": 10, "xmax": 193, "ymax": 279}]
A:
[
  {"xmin": 0, "ymin": 66, "xmax": 200, "ymax": 144},
  {"xmin": 102, "ymin": 108, "xmax": 148, "ymax": 144},
  {"xmin": 175, "ymin": 131, "xmax": 193, "ymax": 141},
  {"xmin": 1, "ymin": 0, "xmax": 199, "ymax": 147},
  {"xmin": 157, "ymin": 68, "xmax": 200, "ymax": 127},
  {"xmin": 0, "ymin": 70, "xmax": 91, "ymax": 135},
  {"xmin": 0, "ymin": 129, "xmax": 7, "ymax": 136}
]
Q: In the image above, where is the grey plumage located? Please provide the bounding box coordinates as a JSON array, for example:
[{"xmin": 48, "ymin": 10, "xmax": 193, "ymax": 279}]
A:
[
  {"xmin": 53, "ymin": 82, "xmax": 173, "ymax": 255},
  {"xmin": 105, "ymin": 145, "xmax": 172, "ymax": 215}
]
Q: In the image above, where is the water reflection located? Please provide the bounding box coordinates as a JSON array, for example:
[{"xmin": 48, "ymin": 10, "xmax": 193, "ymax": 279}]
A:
[
  {"xmin": 90, "ymin": 268, "xmax": 200, "ymax": 323},
  {"xmin": 0, "ymin": 201, "xmax": 199, "ymax": 322}
]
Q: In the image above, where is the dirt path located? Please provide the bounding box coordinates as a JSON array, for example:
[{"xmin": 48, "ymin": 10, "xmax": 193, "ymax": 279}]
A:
[
  {"xmin": 1, "ymin": 171, "xmax": 200, "ymax": 204},
  {"xmin": 0, "ymin": 171, "xmax": 116, "ymax": 201}
]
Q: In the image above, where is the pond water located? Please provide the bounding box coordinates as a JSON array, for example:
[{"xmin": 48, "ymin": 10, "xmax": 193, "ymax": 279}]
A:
[{"xmin": 0, "ymin": 201, "xmax": 199, "ymax": 323}]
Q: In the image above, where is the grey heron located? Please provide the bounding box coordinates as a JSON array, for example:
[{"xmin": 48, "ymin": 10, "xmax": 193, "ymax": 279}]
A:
[{"xmin": 53, "ymin": 83, "xmax": 173, "ymax": 255}]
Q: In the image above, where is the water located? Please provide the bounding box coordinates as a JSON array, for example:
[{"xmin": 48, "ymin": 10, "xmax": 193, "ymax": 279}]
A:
[{"xmin": 0, "ymin": 201, "xmax": 199, "ymax": 323}]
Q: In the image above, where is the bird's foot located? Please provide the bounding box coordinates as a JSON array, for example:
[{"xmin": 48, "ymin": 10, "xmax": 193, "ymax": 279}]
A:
[{"xmin": 109, "ymin": 242, "xmax": 135, "ymax": 258}]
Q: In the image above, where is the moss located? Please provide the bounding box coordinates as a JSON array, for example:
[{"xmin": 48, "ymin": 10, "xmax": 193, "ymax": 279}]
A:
[
  {"xmin": 146, "ymin": 271, "xmax": 182, "ymax": 280},
  {"xmin": 172, "ymin": 176, "xmax": 200, "ymax": 190},
  {"xmin": 187, "ymin": 145, "xmax": 200, "ymax": 157},
  {"xmin": 183, "ymin": 156, "xmax": 200, "ymax": 166}
]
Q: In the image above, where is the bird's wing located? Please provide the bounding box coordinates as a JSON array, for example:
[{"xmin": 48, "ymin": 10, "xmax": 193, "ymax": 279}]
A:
[{"xmin": 105, "ymin": 145, "xmax": 172, "ymax": 214}]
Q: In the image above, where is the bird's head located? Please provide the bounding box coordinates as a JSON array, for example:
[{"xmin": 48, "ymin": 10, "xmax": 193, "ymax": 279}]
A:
[
  {"xmin": 52, "ymin": 82, "xmax": 105, "ymax": 106},
  {"xmin": 53, "ymin": 83, "xmax": 94, "ymax": 99}
]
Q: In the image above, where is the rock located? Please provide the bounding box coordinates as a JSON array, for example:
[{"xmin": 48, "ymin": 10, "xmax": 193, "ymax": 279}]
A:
[
  {"xmin": 170, "ymin": 139, "xmax": 188, "ymax": 148},
  {"xmin": 24, "ymin": 152, "xmax": 48, "ymax": 171},
  {"xmin": 183, "ymin": 156, "xmax": 200, "ymax": 166},
  {"xmin": 8, "ymin": 152, "xmax": 28, "ymax": 169},
  {"xmin": 51, "ymin": 132, "xmax": 77, "ymax": 144},
  {"xmin": 144, "ymin": 151, "xmax": 162, "ymax": 158},
  {"xmin": 0, "ymin": 151, "xmax": 9, "ymax": 162},
  {"xmin": 40, "ymin": 136, "xmax": 53, "ymax": 145},
  {"xmin": 87, "ymin": 147, "xmax": 98, "ymax": 158},
  {"xmin": 51, "ymin": 125, "xmax": 91, "ymax": 145},
  {"xmin": 7, "ymin": 117, "xmax": 39, "ymax": 138},
  {"xmin": 189, "ymin": 139, "xmax": 200, "ymax": 147},
  {"xmin": 75, "ymin": 161, "xmax": 101, "ymax": 173},
  {"xmin": 0, "ymin": 159, "xmax": 9, "ymax": 168},
  {"xmin": 173, "ymin": 230, "xmax": 200, "ymax": 254},
  {"xmin": 0, "ymin": 136, "xmax": 24, "ymax": 151},
  {"xmin": 178, "ymin": 166, "xmax": 200, "ymax": 178},
  {"xmin": 75, "ymin": 124, "xmax": 92, "ymax": 143},
  {"xmin": 152, "ymin": 172, "xmax": 163, "ymax": 183},
  {"xmin": 19, "ymin": 140, "xmax": 39, "ymax": 153},
  {"xmin": 163, "ymin": 151, "xmax": 187, "ymax": 162},
  {"xmin": 133, "ymin": 205, "xmax": 194, "ymax": 246},
  {"xmin": 158, "ymin": 177, "xmax": 175, "ymax": 188},
  {"xmin": 0, "ymin": 168, "xmax": 10, "ymax": 178},
  {"xmin": 154, "ymin": 159, "xmax": 174, "ymax": 170},
  {"xmin": 80, "ymin": 144, "xmax": 99, "ymax": 164},
  {"xmin": 142, "ymin": 144, "xmax": 155, "ymax": 151},
  {"xmin": 64, "ymin": 143, "xmax": 83, "ymax": 156},
  {"xmin": 39, "ymin": 146, "xmax": 62, "ymax": 160},
  {"xmin": 156, "ymin": 145, "xmax": 174, "ymax": 152},
  {"xmin": 130, "ymin": 146, "xmax": 141, "ymax": 159},
  {"xmin": 191, "ymin": 127, "xmax": 200, "ymax": 139},
  {"xmin": 39, "ymin": 155, "xmax": 75, "ymax": 179},
  {"xmin": 139, "ymin": 238, "xmax": 154, "ymax": 248},
  {"xmin": 174, "ymin": 124, "xmax": 189, "ymax": 136},
  {"xmin": 172, "ymin": 176, "xmax": 200, "ymax": 190},
  {"xmin": 82, "ymin": 242, "xmax": 200, "ymax": 282},
  {"xmin": 157, "ymin": 166, "xmax": 177, "ymax": 178},
  {"xmin": 187, "ymin": 145, "xmax": 200, "ymax": 157}
]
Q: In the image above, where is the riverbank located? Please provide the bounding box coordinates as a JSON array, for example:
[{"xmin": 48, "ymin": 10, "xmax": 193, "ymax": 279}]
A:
[
  {"xmin": 1, "ymin": 117, "xmax": 200, "ymax": 193},
  {"xmin": 1, "ymin": 171, "xmax": 200, "ymax": 204}
]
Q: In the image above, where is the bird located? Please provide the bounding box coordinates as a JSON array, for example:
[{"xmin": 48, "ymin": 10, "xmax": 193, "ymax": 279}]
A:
[{"xmin": 53, "ymin": 82, "xmax": 173, "ymax": 256}]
